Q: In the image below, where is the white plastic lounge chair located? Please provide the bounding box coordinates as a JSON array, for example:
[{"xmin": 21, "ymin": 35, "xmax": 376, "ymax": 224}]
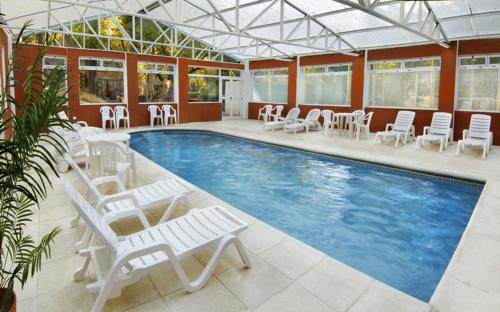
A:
[
  {"xmin": 263, "ymin": 107, "xmax": 300, "ymax": 131},
  {"xmin": 64, "ymin": 153, "xmax": 195, "ymax": 231},
  {"xmin": 373, "ymin": 111, "xmax": 415, "ymax": 147},
  {"xmin": 100, "ymin": 106, "xmax": 115, "ymax": 130},
  {"xmin": 321, "ymin": 110, "xmax": 339, "ymax": 135},
  {"xmin": 114, "ymin": 106, "xmax": 130, "ymax": 130},
  {"xmin": 51, "ymin": 126, "xmax": 90, "ymax": 173},
  {"xmin": 270, "ymin": 105, "xmax": 284, "ymax": 121},
  {"xmin": 88, "ymin": 140, "xmax": 136, "ymax": 187},
  {"xmin": 456, "ymin": 114, "xmax": 492, "ymax": 159},
  {"xmin": 258, "ymin": 104, "xmax": 273, "ymax": 122},
  {"xmin": 285, "ymin": 108, "xmax": 321, "ymax": 134},
  {"xmin": 354, "ymin": 112, "xmax": 374, "ymax": 140},
  {"xmin": 58, "ymin": 111, "xmax": 103, "ymax": 137},
  {"xmin": 148, "ymin": 105, "xmax": 163, "ymax": 127},
  {"xmin": 416, "ymin": 112, "xmax": 453, "ymax": 152},
  {"xmin": 64, "ymin": 182, "xmax": 251, "ymax": 312},
  {"xmin": 162, "ymin": 104, "xmax": 178, "ymax": 125}
]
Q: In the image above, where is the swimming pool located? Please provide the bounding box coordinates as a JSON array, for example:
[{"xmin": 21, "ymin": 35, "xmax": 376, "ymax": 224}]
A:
[{"xmin": 130, "ymin": 130, "xmax": 483, "ymax": 301}]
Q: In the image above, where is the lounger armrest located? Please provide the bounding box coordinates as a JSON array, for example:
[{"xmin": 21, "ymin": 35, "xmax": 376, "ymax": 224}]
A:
[
  {"xmin": 96, "ymin": 193, "xmax": 142, "ymax": 215},
  {"xmin": 385, "ymin": 123, "xmax": 394, "ymax": 132},
  {"xmin": 258, "ymin": 107, "xmax": 264, "ymax": 113},
  {"xmin": 76, "ymin": 121, "xmax": 89, "ymax": 127},
  {"xmin": 423, "ymin": 126, "xmax": 430, "ymax": 135},
  {"xmin": 117, "ymin": 241, "xmax": 176, "ymax": 265},
  {"xmin": 92, "ymin": 176, "xmax": 126, "ymax": 192},
  {"xmin": 296, "ymin": 118, "xmax": 305, "ymax": 122}
]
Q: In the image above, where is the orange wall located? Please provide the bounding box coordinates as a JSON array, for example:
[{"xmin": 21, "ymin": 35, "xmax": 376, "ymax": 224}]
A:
[
  {"xmin": 13, "ymin": 44, "xmax": 243, "ymax": 127},
  {"xmin": 0, "ymin": 29, "xmax": 10, "ymax": 138}
]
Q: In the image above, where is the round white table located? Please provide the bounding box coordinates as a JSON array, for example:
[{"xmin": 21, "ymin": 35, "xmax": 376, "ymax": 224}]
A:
[{"xmin": 335, "ymin": 112, "xmax": 353, "ymax": 136}]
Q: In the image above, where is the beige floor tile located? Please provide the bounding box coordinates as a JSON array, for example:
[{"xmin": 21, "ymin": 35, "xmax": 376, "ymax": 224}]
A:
[
  {"xmin": 260, "ymin": 236, "xmax": 325, "ymax": 279},
  {"xmin": 215, "ymin": 255, "xmax": 293, "ymax": 308},
  {"xmin": 17, "ymin": 297, "xmax": 38, "ymax": 312},
  {"xmin": 349, "ymin": 280, "xmax": 428, "ymax": 312},
  {"xmin": 38, "ymin": 256, "xmax": 84, "ymax": 295},
  {"xmin": 238, "ymin": 221, "xmax": 286, "ymax": 254},
  {"xmin": 254, "ymin": 283, "xmax": 334, "ymax": 312},
  {"xmin": 103, "ymin": 277, "xmax": 161, "ymax": 311},
  {"xmin": 165, "ymin": 278, "xmax": 248, "ymax": 312},
  {"xmin": 36, "ymin": 284, "xmax": 96, "ymax": 312},
  {"xmin": 297, "ymin": 257, "xmax": 372, "ymax": 312},
  {"xmin": 124, "ymin": 298, "xmax": 171, "ymax": 312}
]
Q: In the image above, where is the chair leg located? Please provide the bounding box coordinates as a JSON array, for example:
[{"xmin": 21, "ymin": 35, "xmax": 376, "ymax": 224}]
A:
[
  {"xmin": 483, "ymin": 143, "xmax": 487, "ymax": 159},
  {"xmin": 73, "ymin": 249, "xmax": 91, "ymax": 282},
  {"xmin": 439, "ymin": 139, "xmax": 444, "ymax": 152},
  {"xmin": 456, "ymin": 141, "xmax": 461, "ymax": 156},
  {"xmin": 395, "ymin": 133, "xmax": 400, "ymax": 147}
]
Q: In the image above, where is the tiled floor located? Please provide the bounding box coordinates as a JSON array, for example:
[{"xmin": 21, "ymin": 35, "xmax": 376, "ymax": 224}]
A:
[{"xmin": 18, "ymin": 120, "xmax": 500, "ymax": 311}]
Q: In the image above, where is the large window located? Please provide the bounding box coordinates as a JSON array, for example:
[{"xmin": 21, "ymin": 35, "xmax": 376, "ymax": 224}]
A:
[
  {"xmin": 79, "ymin": 57, "xmax": 125, "ymax": 104},
  {"xmin": 252, "ymin": 69, "xmax": 288, "ymax": 103},
  {"xmin": 138, "ymin": 62, "xmax": 175, "ymax": 103},
  {"xmin": 457, "ymin": 55, "xmax": 500, "ymax": 111},
  {"xmin": 43, "ymin": 55, "xmax": 67, "ymax": 103},
  {"xmin": 368, "ymin": 58, "xmax": 440, "ymax": 109},
  {"xmin": 302, "ymin": 64, "xmax": 351, "ymax": 105},
  {"xmin": 188, "ymin": 67, "xmax": 240, "ymax": 103}
]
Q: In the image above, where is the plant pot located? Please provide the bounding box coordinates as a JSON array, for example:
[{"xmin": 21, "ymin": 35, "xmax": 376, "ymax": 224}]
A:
[{"xmin": 0, "ymin": 288, "xmax": 16, "ymax": 312}]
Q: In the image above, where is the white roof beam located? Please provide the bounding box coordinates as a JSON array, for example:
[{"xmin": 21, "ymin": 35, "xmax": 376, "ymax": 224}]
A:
[{"xmin": 330, "ymin": 0, "xmax": 449, "ymax": 48}]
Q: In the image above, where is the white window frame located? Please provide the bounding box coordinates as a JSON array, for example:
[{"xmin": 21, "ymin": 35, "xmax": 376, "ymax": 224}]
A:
[
  {"xmin": 137, "ymin": 61, "xmax": 177, "ymax": 105},
  {"xmin": 251, "ymin": 68, "xmax": 288, "ymax": 104},
  {"xmin": 301, "ymin": 63, "xmax": 352, "ymax": 106},
  {"xmin": 78, "ymin": 57, "xmax": 127, "ymax": 106},
  {"xmin": 188, "ymin": 65, "xmax": 241, "ymax": 104},
  {"xmin": 43, "ymin": 55, "xmax": 68, "ymax": 106},
  {"xmin": 456, "ymin": 54, "xmax": 500, "ymax": 112},
  {"xmin": 367, "ymin": 57, "xmax": 441, "ymax": 110}
]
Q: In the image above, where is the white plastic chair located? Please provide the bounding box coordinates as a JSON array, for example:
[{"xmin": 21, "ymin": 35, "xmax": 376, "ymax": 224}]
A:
[
  {"xmin": 148, "ymin": 105, "xmax": 163, "ymax": 127},
  {"xmin": 114, "ymin": 106, "xmax": 130, "ymax": 130},
  {"xmin": 456, "ymin": 114, "xmax": 492, "ymax": 159},
  {"xmin": 263, "ymin": 108, "xmax": 300, "ymax": 131},
  {"xmin": 321, "ymin": 109, "xmax": 339, "ymax": 135},
  {"xmin": 416, "ymin": 112, "xmax": 453, "ymax": 152},
  {"xmin": 354, "ymin": 111, "xmax": 374, "ymax": 140},
  {"xmin": 347, "ymin": 110, "xmax": 365, "ymax": 138},
  {"xmin": 64, "ymin": 182, "xmax": 251, "ymax": 312},
  {"xmin": 51, "ymin": 126, "xmax": 89, "ymax": 173},
  {"xmin": 258, "ymin": 104, "xmax": 273, "ymax": 122},
  {"xmin": 373, "ymin": 111, "xmax": 416, "ymax": 147},
  {"xmin": 284, "ymin": 109, "xmax": 321, "ymax": 134},
  {"xmin": 88, "ymin": 140, "xmax": 136, "ymax": 187},
  {"xmin": 100, "ymin": 106, "xmax": 115, "ymax": 130},
  {"xmin": 162, "ymin": 104, "xmax": 178, "ymax": 125},
  {"xmin": 270, "ymin": 105, "xmax": 284, "ymax": 121}
]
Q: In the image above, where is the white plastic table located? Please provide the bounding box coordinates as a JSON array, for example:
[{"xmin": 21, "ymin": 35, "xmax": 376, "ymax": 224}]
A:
[{"xmin": 335, "ymin": 112, "xmax": 353, "ymax": 136}]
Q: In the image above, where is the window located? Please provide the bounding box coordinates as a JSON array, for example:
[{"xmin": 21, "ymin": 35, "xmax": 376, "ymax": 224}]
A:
[
  {"xmin": 368, "ymin": 57, "xmax": 440, "ymax": 109},
  {"xmin": 188, "ymin": 67, "xmax": 219, "ymax": 102},
  {"xmin": 252, "ymin": 69, "xmax": 288, "ymax": 103},
  {"xmin": 457, "ymin": 55, "xmax": 500, "ymax": 111},
  {"xmin": 79, "ymin": 57, "xmax": 125, "ymax": 104},
  {"xmin": 302, "ymin": 64, "xmax": 352, "ymax": 105},
  {"xmin": 137, "ymin": 61, "xmax": 175, "ymax": 103},
  {"xmin": 43, "ymin": 55, "xmax": 67, "ymax": 103}
]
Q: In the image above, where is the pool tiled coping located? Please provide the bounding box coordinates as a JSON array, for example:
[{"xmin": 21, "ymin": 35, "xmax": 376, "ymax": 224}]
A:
[{"xmin": 19, "ymin": 120, "xmax": 500, "ymax": 312}]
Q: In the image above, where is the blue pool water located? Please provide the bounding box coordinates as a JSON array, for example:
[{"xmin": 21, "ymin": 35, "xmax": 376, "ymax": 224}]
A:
[{"xmin": 130, "ymin": 130, "xmax": 483, "ymax": 301}]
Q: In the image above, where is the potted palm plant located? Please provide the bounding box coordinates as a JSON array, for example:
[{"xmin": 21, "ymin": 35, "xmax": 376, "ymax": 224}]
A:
[{"xmin": 0, "ymin": 22, "xmax": 73, "ymax": 311}]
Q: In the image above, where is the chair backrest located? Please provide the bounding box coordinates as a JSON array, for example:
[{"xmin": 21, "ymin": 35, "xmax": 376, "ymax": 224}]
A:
[
  {"xmin": 321, "ymin": 110, "xmax": 334, "ymax": 123},
  {"xmin": 285, "ymin": 107, "xmax": 300, "ymax": 121},
  {"xmin": 64, "ymin": 181, "xmax": 120, "ymax": 254},
  {"xmin": 115, "ymin": 106, "xmax": 127, "ymax": 119},
  {"xmin": 58, "ymin": 111, "xmax": 70, "ymax": 120},
  {"xmin": 351, "ymin": 110, "xmax": 365, "ymax": 123},
  {"xmin": 64, "ymin": 154, "xmax": 103, "ymax": 201},
  {"xmin": 148, "ymin": 105, "xmax": 160, "ymax": 117},
  {"xmin": 393, "ymin": 111, "xmax": 415, "ymax": 132},
  {"xmin": 468, "ymin": 114, "xmax": 491, "ymax": 139},
  {"xmin": 429, "ymin": 112, "xmax": 452, "ymax": 135},
  {"xmin": 275, "ymin": 105, "xmax": 284, "ymax": 116},
  {"xmin": 362, "ymin": 111, "xmax": 374, "ymax": 126},
  {"xmin": 264, "ymin": 104, "xmax": 273, "ymax": 114},
  {"xmin": 162, "ymin": 104, "xmax": 176, "ymax": 116},
  {"xmin": 92, "ymin": 141, "xmax": 127, "ymax": 173},
  {"xmin": 305, "ymin": 109, "xmax": 321, "ymax": 122},
  {"xmin": 100, "ymin": 106, "xmax": 113, "ymax": 119}
]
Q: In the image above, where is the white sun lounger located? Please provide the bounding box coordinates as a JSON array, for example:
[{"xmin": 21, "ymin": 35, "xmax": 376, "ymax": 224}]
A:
[
  {"xmin": 58, "ymin": 111, "xmax": 103, "ymax": 136},
  {"xmin": 64, "ymin": 154, "xmax": 195, "ymax": 247},
  {"xmin": 284, "ymin": 108, "xmax": 321, "ymax": 134},
  {"xmin": 263, "ymin": 107, "xmax": 300, "ymax": 131},
  {"xmin": 456, "ymin": 114, "xmax": 492, "ymax": 159},
  {"xmin": 416, "ymin": 112, "xmax": 453, "ymax": 152},
  {"xmin": 373, "ymin": 111, "xmax": 416, "ymax": 147},
  {"xmin": 64, "ymin": 182, "xmax": 251, "ymax": 312}
]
